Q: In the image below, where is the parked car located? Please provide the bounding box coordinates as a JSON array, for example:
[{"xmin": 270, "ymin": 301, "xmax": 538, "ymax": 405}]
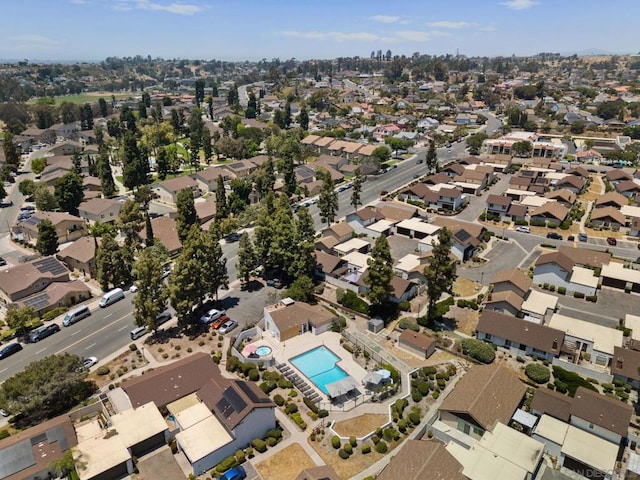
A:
[
  {"xmin": 0, "ymin": 200, "xmax": 12, "ymax": 208},
  {"xmin": 218, "ymin": 320, "xmax": 238, "ymax": 335},
  {"xmin": 515, "ymin": 226, "xmax": 531, "ymax": 233},
  {"xmin": 156, "ymin": 310, "xmax": 172, "ymax": 326},
  {"xmin": 217, "ymin": 465, "xmax": 246, "ymax": 480},
  {"xmin": 607, "ymin": 237, "xmax": 617, "ymax": 246},
  {"xmin": 0, "ymin": 257, "xmax": 6, "ymax": 266},
  {"xmin": 416, "ymin": 159, "xmax": 423, "ymax": 164},
  {"xmin": 225, "ymin": 233, "xmax": 241, "ymax": 243},
  {"xmin": 199, "ymin": 308, "xmax": 226, "ymax": 324},
  {"xmin": 211, "ymin": 314, "xmax": 230, "ymax": 330},
  {"xmin": 0, "ymin": 343, "xmax": 23, "ymax": 359},
  {"xmin": 546, "ymin": 232, "xmax": 563, "ymax": 240},
  {"xmin": 28, "ymin": 323, "xmax": 60, "ymax": 343},
  {"xmin": 0, "ymin": 408, "xmax": 8, "ymax": 417},
  {"xmin": 579, "ymin": 233, "xmax": 588, "ymax": 242},
  {"xmin": 83, "ymin": 357, "xmax": 98, "ymax": 369}
]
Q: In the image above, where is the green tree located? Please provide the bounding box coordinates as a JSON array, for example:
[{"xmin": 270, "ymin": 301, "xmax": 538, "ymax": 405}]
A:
[
  {"xmin": 18, "ymin": 179, "xmax": 36, "ymax": 198},
  {"xmin": 144, "ymin": 212, "xmax": 154, "ymax": 247},
  {"xmin": 371, "ymin": 146, "xmax": 391, "ymax": 167},
  {"xmin": 285, "ymin": 275, "xmax": 316, "ymax": 303},
  {"xmin": 466, "ymin": 132, "xmax": 488, "ymax": 155},
  {"xmin": 0, "ymin": 353, "xmax": 96, "ymax": 426},
  {"xmin": 97, "ymin": 151, "xmax": 116, "ymax": 197},
  {"xmin": 132, "ymin": 247, "xmax": 169, "ymax": 336},
  {"xmin": 317, "ymin": 169, "xmax": 338, "ymax": 226},
  {"xmin": 34, "ymin": 183, "xmax": 58, "ymax": 211},
  {"xmin": 36, "ymin": 219, "xmax": 58, "ymax": 256},
  {"xmin": 299, "ymin": 105, "xmax": 309, "ymax": 131},
  {"xmin": 54, "ymin": 172, "xmax": 84, "ymax": 215},
  {"xmin": 195, "ymin": 79, "xmax": 205, "ymax": 106},
  {"xmin": 98, "ymin": 97, "xmax": 109, "ymax": 117},
  {"xmin": 175, "ymin": 188, "xmax": 199, "ymax": 242},
  {"xmin": 215, "ymin": 175, "xmax": 229, "ymax": 219},
  {"xmin": 96, "ymin": 234, "xmax": 133, "ymax": 289},
  {"xmin": 426, "ymin": 139, "xmax": 438, "ymax": 174},
  {"xmin": 121, "ymin": 131, "xmax": 149, "ymax": 191},
  {"xmin": 31, "ymin": 157, "xmax": 47, "ymax": 174},
  {"xmin": 5, "ymin": 305, "xmax": 36, "ymax": 336},
  {"xmin": 291, "ymin": 206, "xmax": 316, "ymax": 279},
  {"xmin": 570, "ymin": 121, "xmax": 585, "ymax": 135},
  {"xmin": 201, "ymin": 127, "xmax": 212, "ymax": 163},
  {"xmin": 2, "ymin": 131, "xmax": 20, "ymax": 169},
  {"xmin": 267, "ymin": 195, "xmax": 298, "ymax": 275},
  {"xmin": 281, "ymin": 157, "xmax": 297, "ymax": 198},
  {"xmin": 365, "ymin": 235, "xmax": 394, "ymax": 307},
  {"xmin": 236, "ymin": 232, "xmax": 258, "ymax": 283},
  {"xmin": 117, "ymin": 199, "xmax": 144, "ymax": 248},
  {"xmin": 245, "ymin": 92, "xmax": 258, "ymax": 119},
  {"xmin": 511, "ymin": 140, "xmax": 533, "ymax": 158},
  {"xmin": 424, "ymin": 228, "xmax": 457, "ymax": 323},
  {"xmin": 350, "ymin": 167, "xmax": 363, "ymax": 212}
]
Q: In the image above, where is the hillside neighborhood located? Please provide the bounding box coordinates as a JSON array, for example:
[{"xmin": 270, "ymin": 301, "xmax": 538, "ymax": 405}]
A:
[{"xmin": 1, "ymin": 52, "xmax": 640, "ymax": 480}]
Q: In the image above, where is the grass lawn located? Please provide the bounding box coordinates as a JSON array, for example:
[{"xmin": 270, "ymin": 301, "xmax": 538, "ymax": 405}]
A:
[
  {"xmin": 255, "ymin": 443, "xmax": 315, "ymax": 480},
  {"xmin": 28, "ymin": 92, "xmax": 133, "ymax": 105},
  {"xmin": 332, "ymin": 414, "xmax": 388, "ymax": 438},
  {"xmin": 453, "ymin": 278, "xmax": 481, "ymax": 297}
]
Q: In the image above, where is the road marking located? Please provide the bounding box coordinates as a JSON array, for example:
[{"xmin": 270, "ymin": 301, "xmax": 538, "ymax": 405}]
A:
[
  {"xmin": 0, "ymin": 368, "xmax": 6, "ymax": 374},
  {"xmin": 104, "ymin": 314, "xmax": 113, "ymax": 319},
  {"xmin": 71, "ymin": 329, "xmax": 82, "ymax": 336},
  {"xmin": 35, "ymin": 348, "xmax": 47, "ymax": 354},
  {"xmin": 85, "ymin": 343, "xmax": 96, "ymax": 350},
  {"xmin": 117, "ymin": 325, "xmax": 128, "ymax": 332},
  {"xmin": 54, "ymin": 312, "xmax": 132, "ymax": 355}
]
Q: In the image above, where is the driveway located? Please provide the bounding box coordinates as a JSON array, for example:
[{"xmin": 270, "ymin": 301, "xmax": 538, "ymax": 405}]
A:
[
  {"xmin": 456, "ymin": 173, "xmax": 511, "ymax": 222},
  {"xmin": 458, "ymin": 239, "xmax": 528, "ymax": 285},
  {"xmin": 555, "ymin": 287, "xmax": 635, "ymax": 328}
]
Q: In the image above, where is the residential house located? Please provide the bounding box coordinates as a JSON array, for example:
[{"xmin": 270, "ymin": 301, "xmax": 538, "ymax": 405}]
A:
[
  {"xmin": 14, "ymin": 211, "xmax": 87, "ymax": 244},
  {"xmin": 437, "ymin": 364, "xmax": 527, "ymax": 440},
  {"xmin": 154, "ymin": 176, "xmax": 201, "ymax": 205},
  {"xmin": 222, "ymin": 159, "xmax": 258, "ymax": 179},
  {"xmin": 48, "ymin": 140, "xmax": 83, "ymax": 156},
  {"xmin": 398, "ymin": 330, "xmax": 436, "ymax": 359},
  {"xmin": 484, "ymin": 290, "xmax": 524, "ymax": 316},
  {"xmin": 263, "ymin": 298, "xmax": 337, "ymax": 342},
  {"xmin": 333, "ymin": 238, "xmax": 371, "ymax": 257},
  {"xmin": 295, "ymin": 465, "xmax": 343, "ymax": 480},
  {"xmin": 520, "ymin": 290, "xmax": 559, "ymax": 324},
  {"xmin": 140, "ymin": 216, "xmax": 182, "ymax": 255},
  {"xmin": 377, "ymin": 440, "xmax": 464, "ymax": 480},
  {"xmin": 453, "ymin": 169, "xmax": 490, "ymax": 194},
  {"xmin": 605, "ymin": 169, "xmax": 632, "ymax": 184},
  {"xmin": 77, "ymin": 197, "xmax": 122, "ymax": 224},
  {"xmin": 432, "ymin": 218, "xmax": 485, "ymax": 261},
  {"xmin": 0, "ymin": 255, "xmax": 69, "ymax": 303},
  {"xmin": 313, "ymin": 251, "xmax": 348, "ymax": 280},
  {"xmin": 611, "ymin": 346, "xmax": 640, "ymax": 388},
  {"xmin": 600, "ymin": 261, "xmax": 640, "ymax": 292},
  {"xmin": 532, "ymin": 251, "xmax": 599, "ymax": 296},
  {"xmin": 595, "ymin": 191, "xmax": 628, "ymax": 209},
  {"xmin": 393, "ymin": 253, "xmax": 430, "ymax": 285},
  {"xmin": 194, "ymin": 166, "xmax": 234, "ymax": 192},
  {"xmin": 544, "ymin": 189, "xmax": 576, "ymax": 209},
  {"xmin": 0, "ymin": 415, "xmax": 78, "ymax": 480},
  {"xmin": 20, "ymin": 126, "xmax": 56, "ymax": 145},
  {"xmin": 548, "ymin": 313, "xmax": 623, "ymax": 369},
  {"xmin": 486, "ymin": 194, "xmax": 512, "ymax": 217},
  {"xmin": 482, "ymin": 154, "xmax": 513, "ymax": 173},
  {"xmin": 52, "ymin": 122, "xmax": 80, "ymax": 139},
  {"xmin": 530, "ymin": 202, "xmax": 569, "ymax": 227},
  {"xmin": 615, "ymin": 179, "xmax": 640, "ymax": 198},
  {"xmin": 395, "ymin": 218, "xmax": 440, "ymax": 241},
  {"xmin": 389, "ymin": 276, "xmax": 418, "ymax": 303},
  {"xmin": 476, "ymin": 310, "xmax": 564, "ymax": 361},
  {"xmin": 490, "ymin": 268, "xmax": 532, "ymax": 298},
  {"xmin": 553, "ymin": 175, "xmax": 585, "ymax": 194},
  {"xmin": 321, "ymin": 222, "xmax": 354, "ymax": 244},
  {"xmin": 346, "ymin": 208, "xmax": 383, "ymax": 235},
  {"xmin": 590, "ymin": 206, "xmax": 626, "ymax": 230},
  {"xmin": 57, "ymin": 236, "xmax": 100, "ymax": 279}
]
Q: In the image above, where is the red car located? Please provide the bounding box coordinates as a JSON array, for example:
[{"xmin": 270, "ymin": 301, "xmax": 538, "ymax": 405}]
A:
[
  {"xmin": 606, "ymin": 237, "xmax": 617, "ymax": 246},
  {"xmin": 211, "ymin": 314, "xmax": 230, "ymax": 330}
]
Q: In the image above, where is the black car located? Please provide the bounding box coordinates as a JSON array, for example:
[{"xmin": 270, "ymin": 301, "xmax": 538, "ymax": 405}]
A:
[
  {"xmin": 546, "ymin": 232, "xmax": 563, "ymax": 240},
  {"xmin": 0, "ymin": 343, "xmax": 23, "ymax": 359},
  {"xmin": 28, "ymin": 323, "xmax": 61, "ymax": 343},
  {"xmin": 225, "ymin": 233, "xmax": 241, "ymax": 242},
  {"xmin": 0, "ymin": 257, "xmax": 6, "ymax": 266}
]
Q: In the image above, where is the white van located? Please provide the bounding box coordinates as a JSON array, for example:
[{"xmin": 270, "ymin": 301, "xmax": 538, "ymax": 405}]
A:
[
  {"xmin": 99, "ymin": 288, "xmax": 125, "ymax": 308},
  {"xmin": 130, "ymin": 326, "xmax": 147, "ymax": 340},
  {"xmin": 62, "ymin": 305, "xmax": 91, "ymax": 327}
]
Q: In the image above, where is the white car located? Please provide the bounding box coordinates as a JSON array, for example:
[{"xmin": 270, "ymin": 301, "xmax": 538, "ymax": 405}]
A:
[
  {"xmin": 199, "ymin": 308, "xmax": 226, "ymax": 324},
  {"xmin": 129, "ymin": 285, "xmax": 138, "ymax": 293},
  {"xmin": 218, "ymin": 319, "xmax": 238, "ymax": 335},
  {"xmin": 515, "ymin": 226, "xmax": 531, "ymax": 233},
  {"xmin": 83, "ymin": 357, "xmax": 98, "ymax": 369}
]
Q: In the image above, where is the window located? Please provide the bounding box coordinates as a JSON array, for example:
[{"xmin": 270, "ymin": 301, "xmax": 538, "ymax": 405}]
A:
[
  {"xmin": 484, "ymin": 333, "xmax": 492, "ymax": 340},
  {"xmin": 589, "ymin": 423, "xmax": 594, "ymax": 429}
]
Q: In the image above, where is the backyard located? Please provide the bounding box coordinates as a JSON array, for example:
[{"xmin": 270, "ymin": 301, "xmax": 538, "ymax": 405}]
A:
[{"xmin": 255, "ymin": 443, "xmax": 316, "ymax": 480}]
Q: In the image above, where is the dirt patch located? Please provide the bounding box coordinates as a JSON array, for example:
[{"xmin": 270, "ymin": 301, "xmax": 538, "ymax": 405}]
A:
[
  {"xmin": 255, "ymin": 443, "xmax": 316, "ymax": 480},
  {"xmin": 445, "ymin": 306, "xmax": 479, "ymax": 336},
  {"xmin": 453, "ymin": 278, "xmax": 481, "ymax": 297},
  {"xmin": 333, "ymin": 414, "xmax": 388, "ymax": 438}
]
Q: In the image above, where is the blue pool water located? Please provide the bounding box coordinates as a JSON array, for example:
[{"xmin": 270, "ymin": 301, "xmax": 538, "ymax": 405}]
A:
[
  {"xmin": 290, "ymin": 346, "xmax": 348, "ymax": 394},
  {"xmin": 255, "ymin": 346, "xmax": 272, "ymax": 356}
]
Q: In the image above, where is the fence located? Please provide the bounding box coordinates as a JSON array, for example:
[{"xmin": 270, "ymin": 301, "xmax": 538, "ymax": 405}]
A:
[
  {"xmin": 342, "ymin": 330, "xmax": 410, "ymax": 372},
  {"xmin": 551, "ymin": 358, "xmax": 613, "ymax": 383},
  {"xmin": 229, "ymin": 326, "xmax": 276, "ymax": 367}
]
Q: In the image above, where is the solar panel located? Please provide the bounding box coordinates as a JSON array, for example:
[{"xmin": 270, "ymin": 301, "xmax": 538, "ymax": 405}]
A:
[
  {"xmin": 30, "ymin": 433, "xmax": 47, "ymax": 446},
  {"xmin": 34, "ymin": 257, "xmax": 67, "ymax": 275},
  {"xmin": 237, "ymin": 381, "xmax": 271, "ymax": 403},
  {"xmin": 223, "ymin": 387, "xmax": 247, "ymax": 413},
  {"xmin": 23, "ymin": 293, "xmax": 51, "ymax": 310},
  {"xmin": 47, "ymin": 426, "xmax": 70, "ymax": 451},
  {"xmin": 215, "ymin": 397, "xmax": 233, "ymax": 418},
  {"xmin": 456, "ymin": 230, "xmax": 471, "ymax": 242},
  {"xmin": 0, "ymin": 440, "xmax": 35, "ymax": 479},
  {"xmin": 23, "ymin": 216, "xmax": 39, "ymax": 227}
]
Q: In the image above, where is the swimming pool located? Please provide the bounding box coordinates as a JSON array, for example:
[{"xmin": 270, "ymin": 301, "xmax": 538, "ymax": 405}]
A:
[
  {"xmin": 255, "ymin": 346, "xmax": 272, "ymax": 356},
  {"xmin": 290, "ymin": 346, "xmax": 348, "ymax": 394}
]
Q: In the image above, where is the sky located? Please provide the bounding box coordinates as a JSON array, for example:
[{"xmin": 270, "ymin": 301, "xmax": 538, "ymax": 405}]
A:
[{"xmin": 1, "ymin": 0, "xmax": 639, "ymax": 62}]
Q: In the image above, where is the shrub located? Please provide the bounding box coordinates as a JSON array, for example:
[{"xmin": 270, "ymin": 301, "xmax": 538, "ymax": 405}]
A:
[
  {"xmin": 235, "ymin": 449, "xmax": 245, "ymax": 464},
  {"xmin": 557, "ymin": 286, "xmax": 566, "ymax": 295},
  {"xmin": 304, "ymin": 396, "xmax": 319, "ymax": 414},
  {"xmin": 422, "ymin": 366, "xmax": 437, "ymax": 375},
  {"xmin": 418, "ymin": 381, "xmax": 431, "ymax": 395},
  {"xmin": 318, "ymin": 409, "xmax": 329, "ymax": 418},
  {"xmin": 338, "ymin": 449, "xmax": 349, "ymax": 459},
  {"xmin": 332, "ymin": 435, "xmax": 341, "ymax": 449},
  {"xmin": 602, "ymin": 383, "xmax": 614, "ymax": 393},
  {"xmin": 339, "ymin": 290, "xmax": 369, "ymax": 314},
  {"xmin": 129, "ymin": 343, "xmax": 138, "ymax": 351},
  {"xmin": 552, "ymin": 366, "xmax": 598, "ymax": 396},
  {"xmin": 344, "ymin": 442, "xmax": 353, "ymax": 455},
  {"xmin": 525, "ymin": 364, "xmax": 550, "ymax": 384},
  {"xmin": 398, "ymin": 318, "xmax": 420, "ymax": 331},
  {"xmin": 252, "ymin": 438, "xmax": 267, "ymax": 453},
  {"xmin": 96, "ymin": 366, "xmax": 110, "ymax": 376},
  {"xmin": 371, "ymin": 434, "xmax": 379, "ymax": 445},
  {"xmin": 0, "ymin": 430, "xmax": 9, "ymax": 440},
  {"xmin": 398, "ymin": 419, "xmax": 408, "ymax": 433},
  {"xmin": 409, "ymin": 412, "xmax": 421, "ymax": 426},
  {"xmin": 398, "ymin": 301, "xmax": 411, "ymax": 312},
  {"xmin": 274, "ymin": 394, "xmax": 285, "ymax": 407},
  {"xmin": 461, "ymin": 338, "xmax": 496, "ymax": 364},
  {"xmin": 215, "ymin": 455, "xmax": 238, "ymax": 473},
  {"xmin": 285, "ymin": 403, "xmax": 299, "ymax": 415},
  {"xmin": 266, "ymin": 429, "xmax": 282, "ymax": 441},
  {"xmin": 248, "ymin": 369, "xmax": 260, "ymax": 382},
  {"xmin": 411, "ymin": 390, "xmax": 423, "ymax": 403},
  {"xmin": 432, "ymin": 391, "xmax": 440, "ymax": 400},
  {"xmin": 290, "ymin": 412, "xmax": 306, "ymax": 430},
  {"xmin": 265, "ymin": 437, "xmax": 277, "ymax": 447},
  {"xmin": 361, "ymin": 443, "xmax": 371, "ymax": 454},
  {"xmin": 375, "ymin": 441, "xmax": 388, "ymax": 454},
  {"xmin": 573, "ymin": 291, "xmax": 585, "ymax": 299},
  {"xmin": 259, "ymin": 382, "xmax": 277, "ymax": 394},
  {"xmin": 383, "ymin": 427, "xmax": 399, "ymax": 442},
  {"xmin": 586, "ymin": 295, "xmax": 598, "ymax": 303}
]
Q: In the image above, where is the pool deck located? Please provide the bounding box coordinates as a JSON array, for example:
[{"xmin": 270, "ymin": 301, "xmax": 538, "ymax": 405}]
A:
[{"xmin": 246, "ymin": 331, "xmax": 369, "ymax": 403}]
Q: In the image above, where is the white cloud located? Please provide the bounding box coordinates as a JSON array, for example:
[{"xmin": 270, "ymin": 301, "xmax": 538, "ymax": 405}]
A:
[
  {"xmin": 501, "ymin": 0, "xmax": 539, "ymax": 10},
  {"xmin": 281, "ymin": 31, "xmax": 395, "ymax": 42},
  {"xmin": 1, "ymin": 34, "xmax": 60, "ymax": 51},
  {"xmin": 427, "ymin": 21, "xmax": 471, "ymax": 29},
  {"xmin": 370, "ymin": 15, "xmax": 401, "ymax": 24},
  {"xmin": 113, "ymin": 0, "xmax": 202, "ymax": 15},
  {"xmin": 479, "ymin": 25, "xmax": 497, "ymax": 32},
  {"xmin": 395, "ymin": 31, "xmax": 431, "ymax": 42}
]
